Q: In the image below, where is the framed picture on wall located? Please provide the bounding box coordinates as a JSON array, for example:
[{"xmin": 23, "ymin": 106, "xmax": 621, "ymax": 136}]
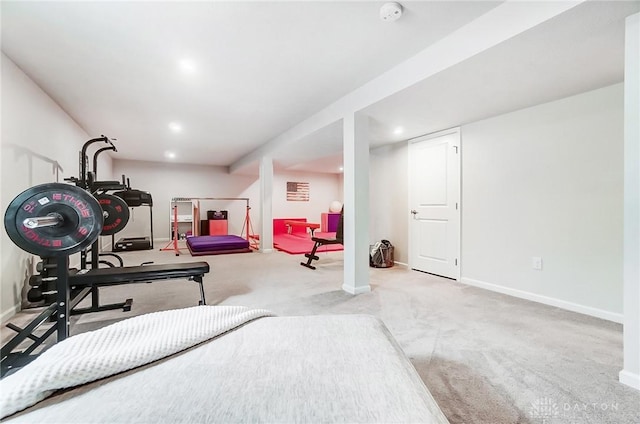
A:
[{"xmin": 287, "ymin": 181, "xmax": 309, "ymax": 201}]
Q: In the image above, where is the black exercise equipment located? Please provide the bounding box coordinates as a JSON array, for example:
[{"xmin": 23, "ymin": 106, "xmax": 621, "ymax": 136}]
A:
[
  {"xmin": 113, "ymin": 236, "xmax": 153, "ymax": 251},
  {"xmin": 64, "ymin": 135, "xmax": 122, "ymax": 193},
  {"xmin": 114, "ymin": 188, "xmax": 153, "ymax": 207},
  {"xmin": 2, "ymin": 183, "xmax": 100, "ymax": 375},
  {"xmin": 2, "ymin": 182, "xmax": 210, "ymax": 377},
  {"xmin": 112, "ymin": 185, "xmax": 154, "ymax": 252},
  {"xmin": 96, "ymin": 193, "xmax": 130, "ymax": 235},
  {"xmin": 70, "ymin": 262, "xmax": 208, "ymax": 312},
  {"xmin": 300, "ymin": 207, "xmax": 344, "ymax": 270},
  {"xmin": 4, "ymin": 183, "xmax": 103, "ymax": 257},
  {"xmin": 35, "ymin": 257, "xmax": 57, "ymax": 273}
]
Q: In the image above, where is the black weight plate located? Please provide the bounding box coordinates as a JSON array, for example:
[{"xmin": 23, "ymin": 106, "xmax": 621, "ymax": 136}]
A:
[
  {"xmin": 96, "ymin": 193, "xmax": 130, "ymax": 235},
  {"xmin": 36, "ymin": 261, "xmax": 57, "ymax": 273},
  {"xmin": 27, "ymin": 288, "xmax": 43, "ymax": 303},
  {"xmin": 29, "ymin": 275, "xmax": 42, "ymax": 287},
  {"xmin": 4, "ymin": 183, "xmax": 103, "ymax": 257}
]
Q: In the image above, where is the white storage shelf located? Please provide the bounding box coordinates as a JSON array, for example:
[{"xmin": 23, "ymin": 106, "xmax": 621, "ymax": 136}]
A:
[{"xmin": 169, "ymin": 199, "xmax": 199, "ymax": 237}]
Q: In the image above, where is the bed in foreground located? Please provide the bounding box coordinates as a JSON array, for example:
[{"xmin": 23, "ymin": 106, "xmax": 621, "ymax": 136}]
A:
[{"xmin": 2, "ymin": 308, "xmax": 448, "ymax": 423}]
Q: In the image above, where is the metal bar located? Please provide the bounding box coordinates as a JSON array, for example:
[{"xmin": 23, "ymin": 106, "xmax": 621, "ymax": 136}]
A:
[
  {"xmin": 55, "ymin": 256, "xmax": 70, "ymax": 342},
  {"xmin": 5, "ymin": 323, "xmax": 39, "ymax": 342},
  {"xmin": 80, "ymin": 136, "xmax": 109, "ymax": 187},
  {"xmin": 92, "ymin": 146, "xmax": 116, "ymax": 179},
  {"xmin": 149, "ymin": 205, "xmax": 154, "ymax": 249},
  {"xmin": 171, "ymin": 197, "xmax": 249, "ymax": 202},
  {"xmin": 23, "ymin": 214, "xmax": 62, "ymax": 229},
  {"xmin": 69, "ymin": 287, "xmax": 92, "ymax": 310},
  {"xmin": 194, "ymin": 275, "xmax": 206, "ymax": 305},
  {"xmin": 22, "ymin": 325, "xmax": 57, "ymax": 356},
  {"xmin": 1, "ymin": 303, "xmax": 57, "ymax": 361}
]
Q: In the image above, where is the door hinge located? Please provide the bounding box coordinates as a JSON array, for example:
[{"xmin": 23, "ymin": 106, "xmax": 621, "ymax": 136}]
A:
[
  {"xmin": 453, "ymin": 145, "xmax": 459, "ymax": 153},
  {"xmin": 455, "ymin": 202, "xmax": 458, "ymax": 210},
  {"xmin": 455, "ymin": 258, "xmax": 458, "ymax": 266}
]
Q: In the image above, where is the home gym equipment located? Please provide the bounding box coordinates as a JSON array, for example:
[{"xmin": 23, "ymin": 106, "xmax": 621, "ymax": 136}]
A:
[
  {"xmin": 300, "ymin": 207, "xmax": 344, "ymax": 270},
  {"xmin": 112, "ymin": 186, "xmax": 154, "ymax": 252},
  {"xmin": 162, "ymin": 197, "xmax": 257, "ymax": 256},
  {"xmin": 66, "ymin": 136, "xmax": 154, "ymax": 255},
  {"xmin": 2, "ymin": 183, "xmax": 103, "ymax": 375},
  {"xmin": 271, "ymin": 217, "xmax": 343, "ymax": 255},
  {"xmin": 96, "ymin": 193, "xmax": 130, "ymax": 235},
  {"xmin": 28, "ymin": 257, "xmax": 66, "ymax": 304},
  {"xmin": 4, "ymin": 183, "xmax": 103, "ymax": 257},
  {"xmin": 284, "ymin": 220, "xmax": 320, "ymax": 236},
  {"xmin": 64, "ymin": 135, "xmax": 126, "ymax": 194},
  {"xmin": 64, "ymin": 135, "xmax": 128, "ymax": 269},
  {"xmin": 1, "ymin": 182, "xmax": 211, "ymax": 377},
  {"xmin": 186, "ymin": 235, "xmax": 252, "ymax": 256},
  {"xmin": 113, "ymin": 237, "xmax": 152, "ymax": 251}
]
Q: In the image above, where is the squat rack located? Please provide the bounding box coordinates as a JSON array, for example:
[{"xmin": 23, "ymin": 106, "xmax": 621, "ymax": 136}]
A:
[{"xmin": 161, "ymin": 197, "xmax": 257, "ymax": 256}]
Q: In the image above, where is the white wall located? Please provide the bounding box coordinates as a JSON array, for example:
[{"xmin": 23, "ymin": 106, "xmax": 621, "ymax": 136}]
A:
[
  {"xmin": 461, "ymin": 83, "xmax": 624, "ymax": 319},
  {"xmin": 272, "ymin": 171, "xmax": 342, "ymax": 224},
  {"xmin": 112, "ymin": 160, "xmax": 341, "ymax": 241},
  {"xmin": 368, "ymin": 83, "xmax": 624, "ymax": 320},
  {"xmin": 111, "ymin": 160, "xmax": 258, "ymax": 240},
  {"xmin": 370, "ymin": 142, "xmax": 409, "ymax": 263},
  {"xmin": 1, "ymin": 53, "xmax": 112, "ymax": 320},
  {"xmin": 620, "ymin": 12, "xmax": 640, "ymax": 390}
]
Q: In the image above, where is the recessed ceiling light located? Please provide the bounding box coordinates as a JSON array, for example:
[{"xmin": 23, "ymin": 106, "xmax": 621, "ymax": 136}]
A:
[
  {"xmin": 394, "ymin": 127, "xmax": 404, "ymax": 135},
  {"xmin": 168, "ymin": 122, "xmax": 182, "ymax": 133},
  {"xmin": 178, "ymin": 59, "xmax": 196, "ymax": 74},
  {"xmin": 164, "ymin": 151, "xmax": 176, "ymax": 159}
]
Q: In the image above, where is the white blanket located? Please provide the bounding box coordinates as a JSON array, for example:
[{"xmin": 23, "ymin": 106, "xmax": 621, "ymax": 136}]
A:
[{"xmin": 0, "ymin": 305, "xmax": 272, "ymax": 419}]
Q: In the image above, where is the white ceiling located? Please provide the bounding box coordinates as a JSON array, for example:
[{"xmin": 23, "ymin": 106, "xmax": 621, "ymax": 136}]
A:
[
  {"xmin": 1, "ymin": 0, "xmax": 502, "ymax": 171},
  {"xmin": 363, "ymin": 0, "xmax": 640, "ymax": 146},
  {"xmin": 2, "ymin": 1, "xmax": 638, "ymax": 176},
  {"xmin": 283, "ymin": 0, "xmax": 639, "ymax": 174}
]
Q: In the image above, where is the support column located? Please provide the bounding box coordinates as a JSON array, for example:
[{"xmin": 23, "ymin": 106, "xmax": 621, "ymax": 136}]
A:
[
  {"xmin": 260, "ymin": 156, "xmax": 274, "ymax": 253},
  {"xmin": 620, "ymin": 12, "xmax": 640, "ymax": 391},
  {"xmin": 342, "ymin": 113, "xmax": 371, "ymax": 294}
]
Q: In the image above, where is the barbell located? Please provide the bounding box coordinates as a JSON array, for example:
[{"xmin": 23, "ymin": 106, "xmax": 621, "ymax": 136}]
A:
[{"xmin": 4, "ymin": 183, "xmax": 103, "ymax": 257}]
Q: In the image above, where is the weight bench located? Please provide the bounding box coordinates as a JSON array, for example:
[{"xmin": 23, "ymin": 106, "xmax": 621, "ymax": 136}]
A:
[
  {"xmin": 69, "ymin": 262, "xmax": 210, "ymax": 314},
  {"xmin": 300, "ymin": 208, "xmax": 343, "ymax": 270}
]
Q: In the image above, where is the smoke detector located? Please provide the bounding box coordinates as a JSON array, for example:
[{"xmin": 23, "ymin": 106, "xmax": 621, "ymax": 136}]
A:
[{"xmin": 380, "ymin": 2, "xmax": 403, "ymax": 22}]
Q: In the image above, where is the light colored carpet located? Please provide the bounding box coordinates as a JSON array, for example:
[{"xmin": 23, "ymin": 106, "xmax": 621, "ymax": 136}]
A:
[{"xmin": 4, "ymin": 247, "xmax": 640, "ymax": 423}]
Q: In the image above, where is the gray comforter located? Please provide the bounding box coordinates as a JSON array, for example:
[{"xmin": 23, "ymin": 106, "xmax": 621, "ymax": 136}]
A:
[{"xmin": 5, "ymin": 314, "xmax": 449, "ymax": 423}]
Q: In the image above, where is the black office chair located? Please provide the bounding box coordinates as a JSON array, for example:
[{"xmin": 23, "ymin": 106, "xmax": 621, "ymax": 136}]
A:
[{"xmin": 300, "ymin": 207, "xmax": 343, "ymax": 270}]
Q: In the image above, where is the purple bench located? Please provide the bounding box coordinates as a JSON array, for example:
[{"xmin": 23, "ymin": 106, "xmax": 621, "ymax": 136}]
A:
[{"xmin": 186, "ymin": 235, "xmax": 252, "ymax": 256}]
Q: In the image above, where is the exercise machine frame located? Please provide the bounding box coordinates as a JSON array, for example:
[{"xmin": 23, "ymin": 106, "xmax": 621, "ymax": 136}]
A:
[{"xmin": 161, "ymin": 197, "xmax": 257, "ymax": 256}]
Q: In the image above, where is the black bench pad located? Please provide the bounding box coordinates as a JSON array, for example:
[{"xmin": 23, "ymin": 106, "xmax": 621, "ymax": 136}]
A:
[
  {"xmin": 310, "ymin": 237, "xmax": 342, "ymax": 245},
  {"xmin": 70, "ymin": 262, "xmax": 210, "ymax": 287}
]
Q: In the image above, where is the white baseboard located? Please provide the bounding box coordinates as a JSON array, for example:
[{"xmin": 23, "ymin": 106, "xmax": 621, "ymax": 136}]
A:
[
  {"xmin": 342, "ymin": 284, "xmax": 372, "ymax": 295},
  {"xmin": 393, "ymin": 261, "xmax": 409, "ymax": 268},
  {"xmin": 1, "ymin": 304, "xmax": 20, "ymax": 323},
  {"xmin": 619, "ymin": 370, "xmax": 640, "ymax": 391},
  {"xmin": 460, "ymin": 277, "xmax": 623, "ymax": 324}
]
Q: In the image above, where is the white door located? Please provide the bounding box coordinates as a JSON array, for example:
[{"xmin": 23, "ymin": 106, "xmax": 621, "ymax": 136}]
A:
[{"xmin": 408, "ymin": 128, "xmax": 460, "ymax": 279}]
